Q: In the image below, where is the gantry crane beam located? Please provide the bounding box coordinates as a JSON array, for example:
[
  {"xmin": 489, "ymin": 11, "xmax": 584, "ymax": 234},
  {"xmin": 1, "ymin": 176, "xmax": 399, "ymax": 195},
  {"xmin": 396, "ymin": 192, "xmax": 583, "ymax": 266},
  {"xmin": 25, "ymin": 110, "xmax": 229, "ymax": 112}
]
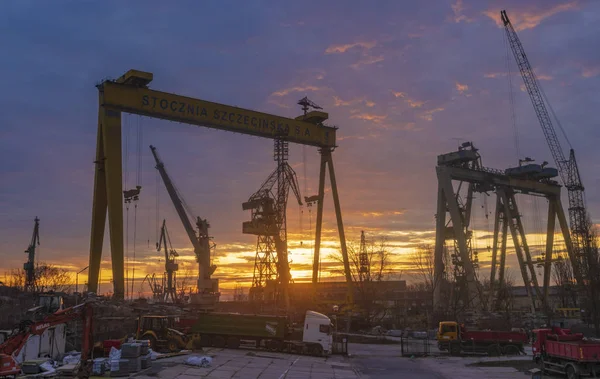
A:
[{"xmin": 88, "ymin": 69, "xmax": 350, "ymax": 301}]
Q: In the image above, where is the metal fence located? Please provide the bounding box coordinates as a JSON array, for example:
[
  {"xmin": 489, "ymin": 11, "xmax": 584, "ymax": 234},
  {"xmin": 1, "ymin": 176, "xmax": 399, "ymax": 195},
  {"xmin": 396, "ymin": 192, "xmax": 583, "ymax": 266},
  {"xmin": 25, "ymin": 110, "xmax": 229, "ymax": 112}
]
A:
[
  {"xmin": 332, "ymin": 333, "xmax": 348, "ymax": 355},
  {"xmin": 400, "ymin": 336, "xmax": 430, "ymax": 357}
]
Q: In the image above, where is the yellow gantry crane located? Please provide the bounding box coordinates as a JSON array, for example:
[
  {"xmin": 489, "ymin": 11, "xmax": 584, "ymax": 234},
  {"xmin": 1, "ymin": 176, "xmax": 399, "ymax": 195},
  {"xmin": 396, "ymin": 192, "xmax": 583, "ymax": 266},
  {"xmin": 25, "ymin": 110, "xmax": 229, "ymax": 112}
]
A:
[{"xmin": 88, "ymin": 69, "xmax": 353, "ymax": 302}]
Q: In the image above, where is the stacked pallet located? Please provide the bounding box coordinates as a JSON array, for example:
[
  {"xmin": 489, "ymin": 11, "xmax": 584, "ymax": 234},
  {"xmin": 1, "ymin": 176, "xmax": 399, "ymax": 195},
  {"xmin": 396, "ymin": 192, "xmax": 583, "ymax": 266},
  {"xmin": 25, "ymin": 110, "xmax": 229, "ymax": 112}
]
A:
[{"xmin": 121, "ymin": 342, "xmax": 142, "ymax": 374}]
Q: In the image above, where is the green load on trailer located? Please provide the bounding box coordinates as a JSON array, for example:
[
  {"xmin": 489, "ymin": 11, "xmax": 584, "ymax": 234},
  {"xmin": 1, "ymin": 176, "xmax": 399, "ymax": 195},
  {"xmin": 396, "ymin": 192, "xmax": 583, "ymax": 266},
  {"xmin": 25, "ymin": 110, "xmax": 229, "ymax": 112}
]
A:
[{"xmin": 190, "ymin": 313, "xmax": 289, "ymax": 340}]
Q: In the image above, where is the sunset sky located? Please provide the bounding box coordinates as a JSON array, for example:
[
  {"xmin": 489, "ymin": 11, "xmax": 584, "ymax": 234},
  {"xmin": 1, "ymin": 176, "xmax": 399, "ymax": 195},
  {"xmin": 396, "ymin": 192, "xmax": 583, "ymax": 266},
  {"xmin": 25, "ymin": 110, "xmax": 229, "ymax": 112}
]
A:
[{"xmin": 1, "ymin": 0, "xmax": 599, "ymax": 299}]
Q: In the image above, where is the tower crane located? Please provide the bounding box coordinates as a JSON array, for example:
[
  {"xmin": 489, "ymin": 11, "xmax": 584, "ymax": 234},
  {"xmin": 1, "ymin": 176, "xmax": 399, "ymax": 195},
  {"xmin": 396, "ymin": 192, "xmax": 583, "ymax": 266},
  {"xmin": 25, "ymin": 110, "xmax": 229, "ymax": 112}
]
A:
[
  {"xmin": 242, "ymin": 155, "xmax": 302, "ymax": 309},
  {"xmin": 23, "ymin": 217, "xmax": 40, "ymax": 292},
  {"xmin": 150, "ymin": 145, "xmax": 218, "ymax": 307},
  {"xmin": 157, "ymin": 219, "xmax": 179, "ymax": 303},
  {"xmin": 501, "ymin": 10, "xmax": 595, "ymax": 291}
]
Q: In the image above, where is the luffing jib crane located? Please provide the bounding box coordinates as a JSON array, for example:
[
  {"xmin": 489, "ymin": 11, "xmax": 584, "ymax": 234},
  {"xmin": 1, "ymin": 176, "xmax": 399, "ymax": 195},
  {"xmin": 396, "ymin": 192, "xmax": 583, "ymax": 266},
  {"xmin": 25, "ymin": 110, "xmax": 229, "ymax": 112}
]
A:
[
  {"xmin": 157, "ymin": 219, "xmax": 179, "ymax": 303},
  {"xmin": 242, "ymin": 146, "xmax": 302, "ymax": 309},
  {"xmin": 23, "ymin": 217, "xmax": 40, "ymax": 293},
  {"xmin": 150, "ymin": 145, "xmax": 218, "ymax": 306},
  {"xmin": 501, "ymin": 10, "xmax": 593, "ymax": 287}
]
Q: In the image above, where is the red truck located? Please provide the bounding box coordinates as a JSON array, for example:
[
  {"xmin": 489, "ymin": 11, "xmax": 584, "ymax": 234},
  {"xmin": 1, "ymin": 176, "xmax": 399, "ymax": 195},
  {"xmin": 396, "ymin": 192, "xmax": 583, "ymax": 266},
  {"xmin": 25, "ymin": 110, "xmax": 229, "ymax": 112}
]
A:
[
  {"xmin": 437, "ymin": 321, "xmax": 527, "ymax": 356},
  {"xmin": 533, "ymin": 327, "xmax": 600, "ymax": 379}
]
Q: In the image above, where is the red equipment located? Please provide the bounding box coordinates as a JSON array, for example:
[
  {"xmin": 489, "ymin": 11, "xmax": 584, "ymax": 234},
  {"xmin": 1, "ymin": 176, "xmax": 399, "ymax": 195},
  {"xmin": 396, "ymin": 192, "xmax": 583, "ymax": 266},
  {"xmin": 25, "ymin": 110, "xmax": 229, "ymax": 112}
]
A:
[
  {"xmin": 533, "ymin": 328, "xmax": 600, "ymax": 378},
  {"xmin": 0, "ymin": 301, "xmax": 94, "ymax": 378}
]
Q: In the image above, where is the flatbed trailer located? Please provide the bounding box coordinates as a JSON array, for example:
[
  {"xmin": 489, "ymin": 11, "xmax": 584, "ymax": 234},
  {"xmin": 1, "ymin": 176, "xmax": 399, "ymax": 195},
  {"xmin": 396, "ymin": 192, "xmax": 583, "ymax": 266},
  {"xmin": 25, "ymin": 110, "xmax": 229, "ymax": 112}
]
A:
[
  {"xmin": 534, "ymin": 328, "xmax": 600, "ymax": 379},
  {"xmin": 178, "ymin": 310, "xmax": 333, "ymax": 356}
]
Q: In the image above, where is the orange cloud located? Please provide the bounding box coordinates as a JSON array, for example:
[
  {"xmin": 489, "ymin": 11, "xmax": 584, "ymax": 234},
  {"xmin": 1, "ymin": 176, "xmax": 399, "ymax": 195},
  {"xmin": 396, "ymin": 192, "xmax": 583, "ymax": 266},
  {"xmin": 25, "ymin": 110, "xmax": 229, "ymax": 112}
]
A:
[
  {"xmin": 407, "ymin": 99, "xmax": 426, "ymax": 108},
  {"xmin": 351, "ymin": 55, "xmax": 384, "ymax": 69},
  {"xmin": 420, "ymin": 107, "xmax": 445, "ymax": 121},
  {"xmin": 325, "ymin": 41, "xmax": 376, "ymax": 54},
  {"xmin": 456, "ymin": 82, "xmax": 469, "ymax": 93},
  {"xmin": 350, "ymin": 113, "xmax": 387, "ymax": 124},
  {"xmin": 582, "ymin": 66, "xmax": 600, "ymax": 78},
  {"xmin": 451, "ymin": 0, "xmax": 473, "ymax": 23},
  {"xmin": 484, "ymin": 72, "xmax": 507, "ymax": 78},
  {"xmin": 333, "ymin": 96, "xmax": 376, "ymax": 108},
  {"xmin": 359, "ymin": 210, "xmax": 405, "ymax": 217},
  {"xmin": 271, "ymin": 85, "xmax": 321, "ymax": 97},
  {"xmin": 483, "ymin": 2, "xmax": 578, "ymax": 31},
  {"xmin": 333, "ymin": 96, "xmax": 354, "ymax": 107},
  {"xmin": 392, "ymin": 91, "xmax": 406, "ymax": 98}
]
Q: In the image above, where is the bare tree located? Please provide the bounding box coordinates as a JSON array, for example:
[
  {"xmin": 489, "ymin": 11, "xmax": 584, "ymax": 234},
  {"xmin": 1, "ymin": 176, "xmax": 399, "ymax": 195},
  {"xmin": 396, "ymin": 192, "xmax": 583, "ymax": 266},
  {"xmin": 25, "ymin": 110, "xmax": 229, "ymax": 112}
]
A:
[
  {"xmin": 4, "ymin": 263, "xmax": 72, "ymax": 293},
  {"xmin": 176, "ymin": 262, "xmax": 197, "ymax": 302},
  {"xmin": 552, "ymin": 251, "xmax": 577, "ymax": 308},
  {"xmin": 411, "ymin": 244, "xmax": 435, "ymax": 291},
  {"xmin": 329, "ymin": 234, "xmax": 396, "ymax": 327}
]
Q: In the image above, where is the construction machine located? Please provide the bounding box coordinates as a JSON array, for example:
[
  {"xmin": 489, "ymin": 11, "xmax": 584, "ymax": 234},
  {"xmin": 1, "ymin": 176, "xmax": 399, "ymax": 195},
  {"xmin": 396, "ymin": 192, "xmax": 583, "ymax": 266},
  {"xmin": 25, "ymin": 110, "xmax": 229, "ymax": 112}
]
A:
[
  {"xmin": 0, "ymin": 301, "xmax": 94, "ymax": 378},
  {"xmin": 136, "ymin": 315, "xmax": 188, "ymax": 353}
]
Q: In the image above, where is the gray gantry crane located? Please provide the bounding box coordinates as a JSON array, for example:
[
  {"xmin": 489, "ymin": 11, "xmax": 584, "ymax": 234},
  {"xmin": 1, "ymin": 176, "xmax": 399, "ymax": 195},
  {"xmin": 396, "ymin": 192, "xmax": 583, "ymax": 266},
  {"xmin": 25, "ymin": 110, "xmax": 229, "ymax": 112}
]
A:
[
  {"xmin": 24, "ymin": 217, "xmax": 40, "ymax": 292},
  {"xmin": 157, "ymin": 219, "xmax": 179, "ymax": 303},
  {"xmin": 150, "ymin": 145, "xmax": 218, "ymax": 308}
]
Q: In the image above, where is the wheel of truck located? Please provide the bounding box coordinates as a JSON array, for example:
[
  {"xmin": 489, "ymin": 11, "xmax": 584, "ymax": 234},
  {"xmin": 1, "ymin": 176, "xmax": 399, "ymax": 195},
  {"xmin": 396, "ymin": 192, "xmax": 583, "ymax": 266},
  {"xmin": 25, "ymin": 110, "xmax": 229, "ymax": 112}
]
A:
[
  {"xmin": 503, "ymin": 345, "xmax": 520, "ymax": 356},
  {"xmin": 167, "ymin": 339, "xmax": 179, "ymax": 353},
  {"xmin": 200, "ymin": 334, "xmax": 212, "ymax": 347},
  {"xmin": 226, "ymin": 336, "xmax": 240, "ymax": 349},
  {"xmin": 213, "ymin": 335, "xmax": 227, "ymax": 348},
  {"xmin": 449, "ymin": 342, "xmax": 461, "ymax": 356},
  {"xmin": 269, "ymin": 340, "xmax": 282, "ymax": 351},
  {"xmin": 566, "ymin": 364, "xmax": 579, "ymax": 379},
  {"xmin": 486, "ymin": 344, "xmax": 501, "ymax": 357},
  {"xmin": 309, "ymin": 344, "xmax": 323, "ymax": 357}
]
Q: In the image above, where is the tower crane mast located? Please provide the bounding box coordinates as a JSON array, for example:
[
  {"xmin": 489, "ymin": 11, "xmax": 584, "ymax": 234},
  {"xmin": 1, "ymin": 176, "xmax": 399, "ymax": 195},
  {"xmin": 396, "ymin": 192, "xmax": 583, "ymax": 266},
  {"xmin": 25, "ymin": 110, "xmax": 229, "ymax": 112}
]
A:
[
  {"xmin": 24, "ymin": 217, "xmax": 40, "ymax": 292},
  {"xmin": 501, "ymin": 10, "xmax": 593, "ymax": 287},
  {"xmin": 150, "ymin": 145, "xmax": 218, "ymax": 306}
]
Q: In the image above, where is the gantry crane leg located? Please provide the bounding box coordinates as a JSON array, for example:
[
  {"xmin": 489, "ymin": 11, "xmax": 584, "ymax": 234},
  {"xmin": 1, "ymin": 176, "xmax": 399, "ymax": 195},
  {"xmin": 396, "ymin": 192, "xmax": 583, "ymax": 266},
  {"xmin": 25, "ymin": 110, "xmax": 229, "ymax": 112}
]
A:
[
  {"xmin": 497, "ymin": 188, "xmax": 536, "ymax": 313},
  {"xmin": 489, "ymin": 195, "xmax": 502, "ymax": 308},
  {"xmin": 544, "ymin": 199, "xmax": 556, "ymax": 301},
  {"xmin": 433, "ymin": 182, "xmax": 447, "ymax": 309},
  {"xmin": 312, "ymin": 148, "xmax": 354, "ymax": 302},
  {"xmin": 437, "ymin": 168, "xmax": 480, "ymax": 309},
  {"xmin": 312, "ymin": 151, "xmax": 328, "ymax": 284},
  {"xmin": 89, "ymin": 105, "xmax": 125, "ymax": 299}
]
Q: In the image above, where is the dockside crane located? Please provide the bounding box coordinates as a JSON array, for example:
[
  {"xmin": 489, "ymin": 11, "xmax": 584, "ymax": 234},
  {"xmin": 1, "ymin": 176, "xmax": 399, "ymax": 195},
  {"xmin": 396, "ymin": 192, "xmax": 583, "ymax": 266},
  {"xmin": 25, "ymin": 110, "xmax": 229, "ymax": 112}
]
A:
[
  {"xmin": 157, "ymin": 219, "xmax": 179, "ymax": 303},
  {"xmin": 150, "ymin": 145, "xmax": 218, "ymax": 307},
  {"xmin": 23, "ymin": 217, "xmax": 40, "ymax": 292},
  {"xmin": 501, "ymin": 10, "xmax": 595, "ymax": 290},
  {"xmin": 243, "ymin": 147, "xmax": 303, "ymax": 310}
]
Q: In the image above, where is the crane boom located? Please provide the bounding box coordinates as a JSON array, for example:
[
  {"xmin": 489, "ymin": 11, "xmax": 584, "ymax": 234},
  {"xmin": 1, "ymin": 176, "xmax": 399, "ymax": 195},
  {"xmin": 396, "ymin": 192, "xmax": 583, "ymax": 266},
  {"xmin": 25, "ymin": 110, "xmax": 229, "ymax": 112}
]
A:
[
  {"xmin": 150, "ymin": 145, "xmax": 216, "ymax": 297},
  {"xmin": 501, "ymin": 10, "xmax": 592, "ymax": 286}
]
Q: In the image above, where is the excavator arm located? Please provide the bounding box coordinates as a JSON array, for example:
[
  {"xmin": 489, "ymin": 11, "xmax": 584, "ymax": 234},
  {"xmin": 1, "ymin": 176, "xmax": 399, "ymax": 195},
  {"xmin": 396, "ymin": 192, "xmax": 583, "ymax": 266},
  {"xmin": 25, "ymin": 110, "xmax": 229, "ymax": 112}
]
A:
[{"xmin": 0, "ymin": 301, "xmax": 94, "ymax": 377}]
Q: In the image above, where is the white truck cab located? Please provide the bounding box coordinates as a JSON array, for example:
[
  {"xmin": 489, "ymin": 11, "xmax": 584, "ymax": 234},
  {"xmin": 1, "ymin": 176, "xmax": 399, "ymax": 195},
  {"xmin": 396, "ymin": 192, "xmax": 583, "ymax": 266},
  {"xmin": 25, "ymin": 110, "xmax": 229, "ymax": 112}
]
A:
[{"xmin": 302, "ymin": 310, "xmax": 333, "ymax": 354}]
